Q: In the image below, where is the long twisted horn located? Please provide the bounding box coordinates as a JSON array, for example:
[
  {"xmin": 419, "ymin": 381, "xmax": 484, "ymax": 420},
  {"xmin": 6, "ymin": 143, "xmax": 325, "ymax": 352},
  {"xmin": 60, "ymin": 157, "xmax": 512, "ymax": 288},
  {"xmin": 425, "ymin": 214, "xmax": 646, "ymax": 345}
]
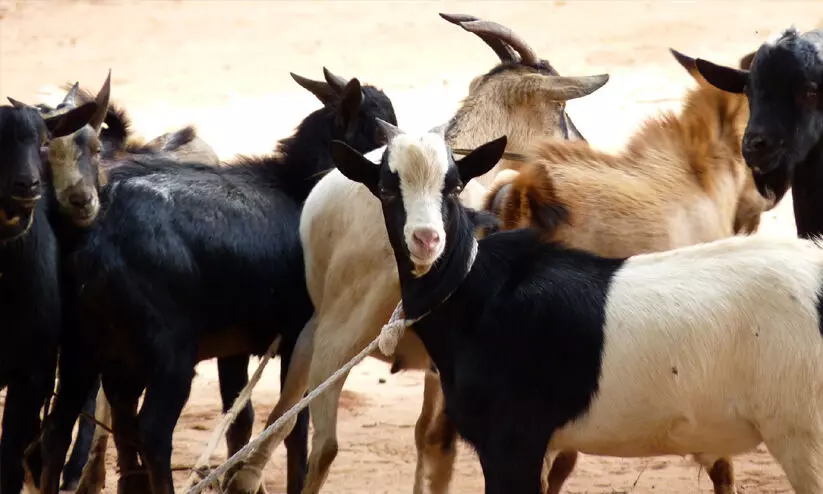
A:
[
  {"xmin": 439, "ymin": 13, "xmax": 518, "ymax": 63},
  {"xmin": 459, "ymin": 19, "xmax": 539, "ymax": 67}
]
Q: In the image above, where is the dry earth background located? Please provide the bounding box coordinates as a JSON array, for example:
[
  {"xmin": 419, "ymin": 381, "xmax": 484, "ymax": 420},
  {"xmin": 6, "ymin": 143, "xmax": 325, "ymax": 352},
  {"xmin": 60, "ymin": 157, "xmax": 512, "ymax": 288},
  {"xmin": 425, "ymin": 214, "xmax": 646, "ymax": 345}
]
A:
[{"xmin": 1, "ymin": 0, "xmax": 822, "ymax": 492}]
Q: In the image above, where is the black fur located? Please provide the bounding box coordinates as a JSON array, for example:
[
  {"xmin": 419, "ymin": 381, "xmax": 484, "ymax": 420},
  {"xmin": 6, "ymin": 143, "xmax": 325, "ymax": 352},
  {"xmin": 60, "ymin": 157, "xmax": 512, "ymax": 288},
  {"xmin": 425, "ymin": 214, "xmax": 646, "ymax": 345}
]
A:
[
  {"xmin": 37, "ymin": 78, "xmax": 396, "ymax": 494},
  {"xmin": 696, "ymin": 28, "xmax": 823, "ymax": 238},
  {"xmin": 0, "ymin": 104, "xmax": 97, "ymax": 494},
  {"xmin": 332, "ymin": 135, "xmax": 619, "ymax": 493}
]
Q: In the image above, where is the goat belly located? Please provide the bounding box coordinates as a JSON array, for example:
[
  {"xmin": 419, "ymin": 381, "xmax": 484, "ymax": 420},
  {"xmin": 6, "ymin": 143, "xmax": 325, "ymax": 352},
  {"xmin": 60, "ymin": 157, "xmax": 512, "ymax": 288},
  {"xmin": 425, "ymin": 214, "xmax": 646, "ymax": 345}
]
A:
[{"xmin": 548, "ymin": 236, "xmax": 823, "ymax": 458}]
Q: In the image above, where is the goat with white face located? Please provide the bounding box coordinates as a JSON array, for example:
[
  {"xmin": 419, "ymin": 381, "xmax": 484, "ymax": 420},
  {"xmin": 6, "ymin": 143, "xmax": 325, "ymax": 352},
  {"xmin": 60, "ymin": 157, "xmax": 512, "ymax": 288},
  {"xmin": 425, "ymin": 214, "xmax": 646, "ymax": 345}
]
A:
[{"xmin": 331, "ymin": 123, "xmax": 823, "ymax": 494}]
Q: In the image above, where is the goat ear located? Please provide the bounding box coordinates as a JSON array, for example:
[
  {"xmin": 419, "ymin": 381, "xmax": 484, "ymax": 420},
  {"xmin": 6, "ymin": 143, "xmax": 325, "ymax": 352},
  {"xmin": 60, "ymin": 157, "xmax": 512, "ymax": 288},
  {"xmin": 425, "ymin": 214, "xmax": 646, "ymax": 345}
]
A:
[
  {"xmin": 526, "ymin": 189, "xmax": 569, "ymax": 234},
  {"xmin": 456, "ymin": 135, "xmax": 507, "ymax": 184},
  {"xmin": 62, "ymin": 82, "xmax": 80, "ymax": 107},
  {"xmin": 323, "ymin": 67, "xmax": 350, "ymax": 93},
  {"xmin": 336, "ymin": 78, "xmax": 364, "ymax": 138},
  {"xmin": 465, "ymin": 207, "xmax": 500, "ymax": 232},
  {"xmin": 7, "ymin": 97, "xmax": 33, "ymax": 110},
  {"xmin": 90, "ymin": 69, "xmax": 112, "ymax": 133},
  {"xmin": 694, "ymin": 58, "xmax": 748, "ymax": 94},
  {"xmin": 670, "ymin": 48, "xmax": 711, "ymax": 85},
  {"xmin": 330, "ymin": 139, "xmax": 380, "ymax": 196},
  {"xmin": 739, "ymin": 51, "xmax": 757, "ymax": 70},
  {"xmin": 290, "ymin": 72, "xmax": 338, "ymax": 105},
  {"xmin": 540, "ymin": 74, "xmax": 609, "ymax": 101},
  {"xmin": 44, "ymin": 101, "xmax": 98, "ymax": 139}
]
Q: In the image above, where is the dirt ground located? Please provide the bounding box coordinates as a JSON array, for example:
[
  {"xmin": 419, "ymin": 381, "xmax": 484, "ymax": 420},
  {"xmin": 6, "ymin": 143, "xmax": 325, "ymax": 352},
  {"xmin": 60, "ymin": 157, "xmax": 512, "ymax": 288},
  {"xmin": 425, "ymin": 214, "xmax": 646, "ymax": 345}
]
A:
[{"xmin": 2, "ymin": 0, "xmax": 822, "ymax": 492}]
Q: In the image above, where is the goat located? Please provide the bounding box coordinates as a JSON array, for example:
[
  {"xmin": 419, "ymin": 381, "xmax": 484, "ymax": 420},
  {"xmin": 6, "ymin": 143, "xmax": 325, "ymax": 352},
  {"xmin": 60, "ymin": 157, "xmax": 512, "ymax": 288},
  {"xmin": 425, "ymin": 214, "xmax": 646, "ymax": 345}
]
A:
[
  {"xmin": 331, "ymin": 125, "xmax": 823, "ymax": 494},
  {"xmin": 221, "ymin": 13, "xmax": 609, "ymax": 494},
  {"xmin": 694, "ymin": 27, "xmax": 823, "ymax": 239},
  {"xmin": 478, "ymin": 47, "xmax": 776, "ymax": 493},
  {"xmin": 485, "ymin": 48, "xmax": 774, "ymax": 254},
  {"xmin": 36, "ymin": 70, "xmax": 396, "ymax": 494},
  {"xmin": 0, "ymin": 100, "xmax": 100, "ymax": 494}
]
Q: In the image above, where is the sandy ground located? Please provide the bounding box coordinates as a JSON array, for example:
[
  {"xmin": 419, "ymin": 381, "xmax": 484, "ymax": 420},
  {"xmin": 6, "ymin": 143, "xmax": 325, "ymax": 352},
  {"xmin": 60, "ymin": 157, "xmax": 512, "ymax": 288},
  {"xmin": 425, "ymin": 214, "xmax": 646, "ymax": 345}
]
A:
[{"xmin": 2, "ymin": 0, "xmax": 823, "ymax": 492}]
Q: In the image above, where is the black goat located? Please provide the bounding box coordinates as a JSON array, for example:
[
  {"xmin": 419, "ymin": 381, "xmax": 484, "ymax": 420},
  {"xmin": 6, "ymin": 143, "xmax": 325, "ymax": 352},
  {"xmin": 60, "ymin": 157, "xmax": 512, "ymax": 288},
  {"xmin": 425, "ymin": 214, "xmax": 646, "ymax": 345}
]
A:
[
  {"xmin": 0, "ymin": 101, "xmax": 99, "ymax": 494},
  {"xmin": 694, "ymin": 27, "xmax": 823, "ymax": 237},
  {"xmin": 37, "ymin": 70, "xmax": 397, "ymax": 494}
]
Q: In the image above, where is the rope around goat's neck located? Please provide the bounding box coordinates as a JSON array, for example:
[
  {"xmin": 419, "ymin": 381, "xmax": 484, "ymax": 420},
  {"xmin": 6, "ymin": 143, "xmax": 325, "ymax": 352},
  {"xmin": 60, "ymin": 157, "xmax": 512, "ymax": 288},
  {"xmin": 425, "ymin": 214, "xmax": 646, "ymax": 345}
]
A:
[{"xmin": 378, "ymin": 239, "xmax": 478, "ymax": 356}]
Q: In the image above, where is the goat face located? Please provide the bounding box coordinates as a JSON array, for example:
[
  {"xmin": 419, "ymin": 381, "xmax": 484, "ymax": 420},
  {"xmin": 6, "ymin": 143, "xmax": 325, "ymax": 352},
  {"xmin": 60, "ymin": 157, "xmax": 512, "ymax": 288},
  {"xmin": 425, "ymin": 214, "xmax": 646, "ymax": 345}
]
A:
[
  {"xmin": 696, "ymin": 28, "xmax": 823, "ymax": 187},
  {"xmin": 331, "ymin": 120, "xmax": 506, "ymax": 276},
  {"xmin": 37, "ymin": 73, "xmax": 111, "ymax": 227},
  {"xmin": 0, "ymin": 102, "xmax": 97, "ymax": 238}
]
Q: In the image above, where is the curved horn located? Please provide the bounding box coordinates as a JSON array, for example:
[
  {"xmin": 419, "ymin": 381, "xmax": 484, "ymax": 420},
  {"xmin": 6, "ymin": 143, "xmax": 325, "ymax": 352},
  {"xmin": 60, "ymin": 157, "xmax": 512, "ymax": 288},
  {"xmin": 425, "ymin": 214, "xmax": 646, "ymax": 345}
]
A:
[
  {"xmin": 459, "ymin": 19, "xmax": 538, "ymax": 66},
  {"xmin": 62, "ymin": 82, "xmax": 80, "ymax": 108},
  {"xmin": 439, "ymin": 13, "xmax": 517, "ymax": 63},
  {"xmin": 323, "ymin": 67, "xmax": 350, "ymax": 94},
  {"xmin": 90, "ymin": 69, "xmax": 112, "ymax": 132}
]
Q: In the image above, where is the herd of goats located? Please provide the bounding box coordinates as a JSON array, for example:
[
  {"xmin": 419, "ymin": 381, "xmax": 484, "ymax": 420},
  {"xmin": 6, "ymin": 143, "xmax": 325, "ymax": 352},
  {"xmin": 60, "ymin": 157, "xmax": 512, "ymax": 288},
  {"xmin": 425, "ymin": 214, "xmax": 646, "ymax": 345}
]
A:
[{"xmin": 1, "ymin": 10, "xmax": 823, "ymax": 494}]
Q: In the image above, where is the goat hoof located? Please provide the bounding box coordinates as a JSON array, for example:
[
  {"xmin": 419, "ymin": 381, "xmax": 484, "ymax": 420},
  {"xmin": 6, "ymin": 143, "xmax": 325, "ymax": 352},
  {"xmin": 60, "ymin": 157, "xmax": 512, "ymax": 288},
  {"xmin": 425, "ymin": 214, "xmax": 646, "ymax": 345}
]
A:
[{"xmin": 223, "ymin": 465, "xmax": 264, "ymax": 494}]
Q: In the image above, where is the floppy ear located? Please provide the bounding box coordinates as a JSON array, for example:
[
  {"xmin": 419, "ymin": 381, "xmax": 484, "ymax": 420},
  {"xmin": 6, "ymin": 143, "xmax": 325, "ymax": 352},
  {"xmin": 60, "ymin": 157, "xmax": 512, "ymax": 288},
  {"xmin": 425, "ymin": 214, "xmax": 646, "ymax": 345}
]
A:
[
  {"xmin": 538, "ymin": 74, "xmax": 610, "ymax": 101},
  {"xmin": 44, "ymin": 101, "xmax": 98, "ymax": 138},
  {"xmin": 330, "ymin": 139, "xmax": 380, "ymax": 196},
  {"xmin": 291, "ymin": 72, "xmax": 338, "ymax": 105},
  {"xmin": 336, "ymin": 78, "xmax": 364, "ymax": 139},
  {"xmin": 695, "ymin": 58, "xmax": 748, "ymax": 94},
  {"xmin": 456, "ymin": 135, "xmax": 508, "ymax": 184}
]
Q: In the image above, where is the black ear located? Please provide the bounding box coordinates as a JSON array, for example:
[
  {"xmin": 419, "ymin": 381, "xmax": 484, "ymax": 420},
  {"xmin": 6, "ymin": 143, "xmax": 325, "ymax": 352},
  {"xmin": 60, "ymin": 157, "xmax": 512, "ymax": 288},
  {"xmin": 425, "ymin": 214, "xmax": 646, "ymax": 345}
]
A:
[
  {"xmin": 44, "ymin": 101, "xmax": 98, "ymax": 138},
  {"xmin": 456, "ymin": 135, "xmax": 508, "ymax": 184},
  {"xmin": 669, "ymin": 48, "xmax": 696, "ymax": 72},
  {"xmin": 695, "ymin": 58, "xmax": 748, "ymax": 94},
  {"xmin": 336, "ymin": 78, "xmax": 364, "ymax": 139},
  {"xmin": 330, "ymin": 139, "xmax": 380, "ymax": 196},
  {"xmin": 291, "ymin": 72, "xmax": 338, "ymax": 105}
]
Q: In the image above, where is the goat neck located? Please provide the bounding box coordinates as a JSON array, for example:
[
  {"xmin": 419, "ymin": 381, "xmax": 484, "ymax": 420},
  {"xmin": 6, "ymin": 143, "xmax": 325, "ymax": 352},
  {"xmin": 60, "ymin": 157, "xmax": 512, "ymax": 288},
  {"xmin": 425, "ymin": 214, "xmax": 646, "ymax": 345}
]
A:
[{"xmin": 790, "ymin": 139, "xmax": 823, "ymax": 238}]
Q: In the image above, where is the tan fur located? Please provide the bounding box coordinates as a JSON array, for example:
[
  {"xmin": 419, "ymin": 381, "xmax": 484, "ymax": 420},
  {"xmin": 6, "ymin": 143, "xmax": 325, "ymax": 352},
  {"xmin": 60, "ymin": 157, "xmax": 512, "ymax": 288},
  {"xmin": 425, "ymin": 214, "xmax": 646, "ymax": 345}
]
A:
[
  {"xmin": 223, "ymin": 42, "xmax": 607, "ymax": 494},
  {"xmin": 485, "ymin": 78, "xmax": 775, "ymax": 258}
]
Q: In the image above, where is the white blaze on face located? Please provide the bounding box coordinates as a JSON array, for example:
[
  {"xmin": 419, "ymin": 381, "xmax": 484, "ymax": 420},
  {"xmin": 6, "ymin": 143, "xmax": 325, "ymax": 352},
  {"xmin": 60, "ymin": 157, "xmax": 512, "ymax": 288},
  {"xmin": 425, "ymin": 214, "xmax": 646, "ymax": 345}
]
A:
[{"xmin": 388, "ymin": 133, "xmax": 450, "ymax": 269}]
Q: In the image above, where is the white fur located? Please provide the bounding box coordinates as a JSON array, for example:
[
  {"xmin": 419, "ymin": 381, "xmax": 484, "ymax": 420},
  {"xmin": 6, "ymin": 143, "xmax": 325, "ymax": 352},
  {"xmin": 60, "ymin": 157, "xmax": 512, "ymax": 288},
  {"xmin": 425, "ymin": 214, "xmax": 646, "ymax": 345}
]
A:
[
  {"xmin": 387, "ymin": 133, "xmax": 451, "ymax": 266},
  {"xmin": 547, "ymin": 234, "xmax": 823, "ymax": 488}
]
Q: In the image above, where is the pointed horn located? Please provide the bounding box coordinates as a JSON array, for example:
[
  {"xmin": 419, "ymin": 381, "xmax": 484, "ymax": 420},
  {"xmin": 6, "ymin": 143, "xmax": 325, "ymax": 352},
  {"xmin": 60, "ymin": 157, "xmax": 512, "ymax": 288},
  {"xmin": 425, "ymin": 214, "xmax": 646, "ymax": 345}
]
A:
[
  {"xmin": 322, "ymin": 67, "xmax": 350, "ymax": 94},
  {"xmin": 7, "ymin": 97, "xmax": 32, "ymax": 109},
  {"xmin": 439, "ymin": 13, "xmax": 517, "ymax": 63},
  {"xmin": 376, "ymin": 118, "xmax": 403, "ymax": 142},
  {"xmin": 290, "ymin": 72, "xmax": 338, "ymax": 105},
  {"xmin": 62, "ymin": 82, "xmax": 80, "ymax": 108},
  {"xmin": 459, "ymin": 20, "xmax": 538, "ymax": 66},
  {"xmin": 90, "ymin": 69, "xmax": 112, "ymax": 132}
]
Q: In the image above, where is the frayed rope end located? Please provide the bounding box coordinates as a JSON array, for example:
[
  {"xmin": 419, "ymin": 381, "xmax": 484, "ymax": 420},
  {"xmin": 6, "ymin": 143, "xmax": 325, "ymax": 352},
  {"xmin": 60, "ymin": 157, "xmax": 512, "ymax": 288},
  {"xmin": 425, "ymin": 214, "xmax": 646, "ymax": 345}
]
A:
[{"xmin": 379, "ymin": 301, "xmax": 408, "ymax": 356}]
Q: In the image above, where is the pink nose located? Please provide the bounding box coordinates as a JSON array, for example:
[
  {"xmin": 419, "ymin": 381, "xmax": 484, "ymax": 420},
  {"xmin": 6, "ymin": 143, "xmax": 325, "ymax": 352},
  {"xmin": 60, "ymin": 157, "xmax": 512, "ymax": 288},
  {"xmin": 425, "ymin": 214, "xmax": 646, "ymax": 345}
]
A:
[{"xmin": 412, "ymin": 228, "xmax": 441, "ymax": 253}]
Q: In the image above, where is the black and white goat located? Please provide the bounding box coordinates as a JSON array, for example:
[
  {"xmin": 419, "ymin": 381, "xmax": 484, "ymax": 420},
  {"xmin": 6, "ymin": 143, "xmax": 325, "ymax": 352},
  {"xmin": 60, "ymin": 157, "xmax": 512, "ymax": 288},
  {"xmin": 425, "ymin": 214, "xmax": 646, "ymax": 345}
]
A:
[
  {"xmin": 0, "ymin": 101, "xmax": 100, "ymax": 494},
  {"xmin": 36, "ymin": 72, "xmax": 397, "ymax": 494},
  {"xmin": 330, "ymin": 122, "xmax": 823, "ymax": 494}
]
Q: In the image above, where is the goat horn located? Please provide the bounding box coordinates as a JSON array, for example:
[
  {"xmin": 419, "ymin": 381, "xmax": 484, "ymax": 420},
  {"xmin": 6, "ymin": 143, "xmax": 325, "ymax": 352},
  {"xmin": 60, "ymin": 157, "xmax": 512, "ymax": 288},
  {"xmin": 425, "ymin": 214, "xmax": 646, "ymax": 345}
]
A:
[
  {"xmin": 459, "ymin": 20, "xmax": 538, "ymax": 67},
  {"xmin": 376, "ymin": 118, "xmax": 404, "ymax": 142},
  {"xmin": 439, "ymin": 13, "xmax": 517, "ymax": 63},
  {"xmin": 290, "ymin": 72, "xmax": 337, "ymax": 105},
  {"xmin": 62, "ymin": 82, "xmax": 79, "ymax": 108},
  {"xmin": 90, "ymin": 69, "xmax": 112, "ymax": 132},
  {"xmin": 322, "ymin": 67, "xmax": 350, "ymax": 93},
  {"xmin": 7, "ymin": 97, "xmax": 34, "ymax": 110}
]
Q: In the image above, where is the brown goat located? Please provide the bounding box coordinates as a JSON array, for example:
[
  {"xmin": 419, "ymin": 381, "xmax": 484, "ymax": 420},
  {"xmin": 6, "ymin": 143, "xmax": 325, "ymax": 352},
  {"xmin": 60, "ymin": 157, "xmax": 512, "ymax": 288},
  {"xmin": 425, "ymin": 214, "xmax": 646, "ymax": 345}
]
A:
[{"xmin": 480, "ymin": 49, "xmax": 776, "ymax": 494}]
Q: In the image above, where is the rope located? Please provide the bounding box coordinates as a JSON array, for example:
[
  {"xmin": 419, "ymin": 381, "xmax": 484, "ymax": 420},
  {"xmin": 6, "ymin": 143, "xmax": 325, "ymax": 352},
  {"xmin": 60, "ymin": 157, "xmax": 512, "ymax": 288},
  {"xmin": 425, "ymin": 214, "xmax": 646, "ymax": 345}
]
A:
[
  {"xmin": 451, "ymin": 147, "xmax": 528, "ymax": 162},
  {"xmin": 185, "ymin": 335, "xmax": 282, "ymax": 489},
  {"xmin": 186, "ymin": 335, "xmax": 385, "ymax": 494}
]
